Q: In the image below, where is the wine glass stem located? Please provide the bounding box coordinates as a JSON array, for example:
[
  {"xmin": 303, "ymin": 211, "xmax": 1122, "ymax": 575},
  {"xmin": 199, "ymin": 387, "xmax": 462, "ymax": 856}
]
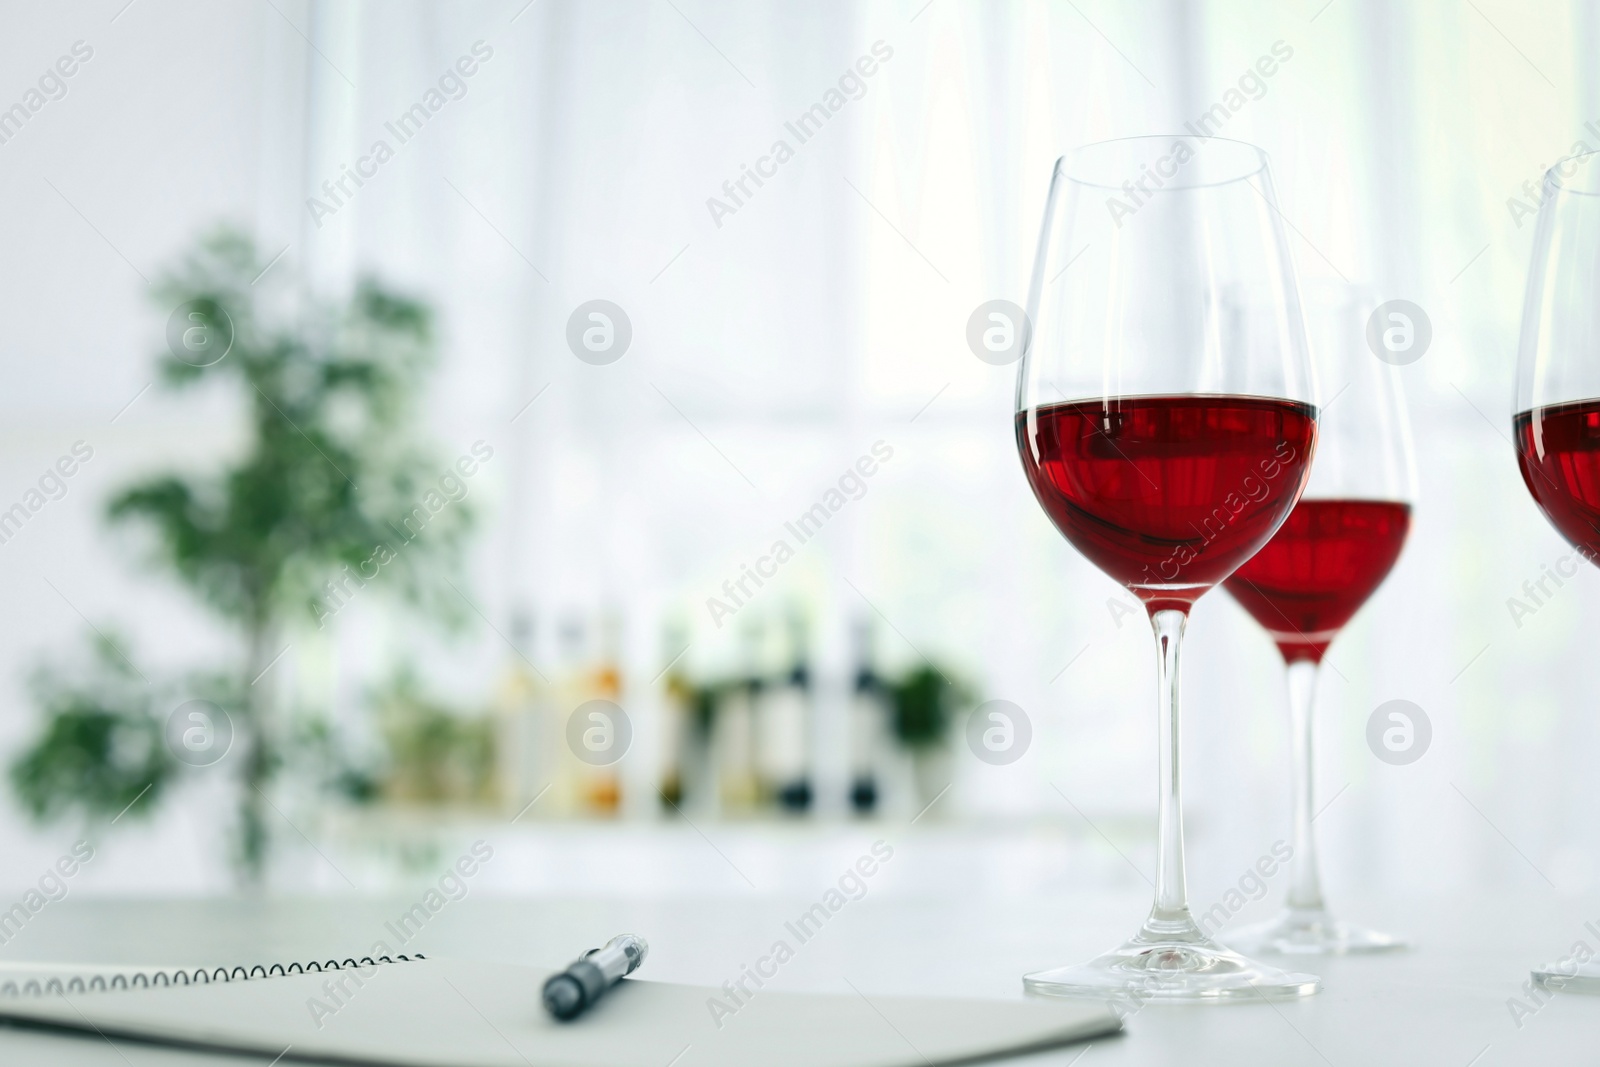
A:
[
  {"xmin": 1285, "ymin": 657, "xmax": 1325, "ymax": 911},
  {"xmin": 1143, "ymin": 607, "xmax": 1200, "ymax": 939}
]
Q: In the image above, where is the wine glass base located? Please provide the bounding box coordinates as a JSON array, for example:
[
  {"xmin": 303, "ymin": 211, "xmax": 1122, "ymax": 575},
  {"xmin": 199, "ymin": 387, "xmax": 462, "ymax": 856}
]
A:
[
  {"xmin": 1023, "ymin": 932, "xmax": 1320, "ymax": 1003},
  {"xmin": 1534, "ymin": 960, "xmax": 1600, "ymax": 993},
  {"xmin": 1222, "ymin": 908, "xmax": 1407, "ymax": 956}
]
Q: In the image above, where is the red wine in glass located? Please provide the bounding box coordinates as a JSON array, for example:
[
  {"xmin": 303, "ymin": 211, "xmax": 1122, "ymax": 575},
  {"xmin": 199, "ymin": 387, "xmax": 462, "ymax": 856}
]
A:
[
  {"xmin": 1224, "ymin": 499, "xmax": 1412, "ymax": 663},
  {"xmin": 1515, "ymin": 400, "xmax": 1600, "ymax": 558},
  {"xmin": 1016, "ymin": 394, "xmax": 1318, "ymax": 612}
]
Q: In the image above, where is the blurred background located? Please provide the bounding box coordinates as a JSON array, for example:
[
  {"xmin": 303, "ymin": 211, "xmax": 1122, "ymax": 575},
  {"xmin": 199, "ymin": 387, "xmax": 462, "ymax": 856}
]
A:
[{"xmin": 0, "ymin": 0, "xmax": 1594, "ymax": 921}]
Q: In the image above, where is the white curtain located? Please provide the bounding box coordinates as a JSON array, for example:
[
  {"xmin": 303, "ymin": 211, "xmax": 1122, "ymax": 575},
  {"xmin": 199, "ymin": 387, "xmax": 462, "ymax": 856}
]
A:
[{"xmin": 1, "ymin": 0, "xmax": 1597, "ymax": 897}]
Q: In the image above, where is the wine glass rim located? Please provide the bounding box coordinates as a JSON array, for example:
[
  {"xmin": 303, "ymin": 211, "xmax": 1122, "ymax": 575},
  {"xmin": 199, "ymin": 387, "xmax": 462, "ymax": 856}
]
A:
[
  {"xmin": 1296, "ymin": 493, "xmax": 1416, "ymax": 505},
  {"xmin": 1018, "ymin": 390, "xmax": 1316, "ymax": 410},
  {"xmin": 1056, "ymin": 135, "xmax": 1270, "ymax": 192},
  {"xmin": 1543, "ymin": 151, "xmax": 1600, "ymax": 196}
]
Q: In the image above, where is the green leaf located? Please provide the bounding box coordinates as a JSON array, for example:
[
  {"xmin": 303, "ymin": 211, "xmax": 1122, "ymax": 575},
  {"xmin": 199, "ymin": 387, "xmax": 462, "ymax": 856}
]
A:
[{"xmin": 9, "ymin": 635, "xmax": 170, "ymax": 823}]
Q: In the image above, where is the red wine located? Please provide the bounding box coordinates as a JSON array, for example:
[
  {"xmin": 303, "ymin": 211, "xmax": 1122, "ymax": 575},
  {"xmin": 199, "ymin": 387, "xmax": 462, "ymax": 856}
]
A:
[
  {"xmin": 1516, "ymin": 400, "xmax": 1600, "ymax": 560},
  {"xmin": 1017, "ymin": 395, "xmax": 1317, "ymax": 613},
  {"xmin": 1223, "ymin": 499, "xmax": 1411, "ymax": 663}
]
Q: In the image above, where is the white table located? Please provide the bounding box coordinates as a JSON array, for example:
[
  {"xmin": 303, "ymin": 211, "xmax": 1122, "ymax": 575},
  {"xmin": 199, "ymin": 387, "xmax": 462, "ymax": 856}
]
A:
[{"xmin": 0, "ymin": 894, "xmax": 1592, "ymax": 1064}]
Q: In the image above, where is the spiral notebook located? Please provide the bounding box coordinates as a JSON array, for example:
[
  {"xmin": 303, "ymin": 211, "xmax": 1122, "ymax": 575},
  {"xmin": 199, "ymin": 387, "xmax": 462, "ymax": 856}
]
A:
[
  {"xmin": 0, "ymin": 954, "xmax": 426, "ymax": 999},
  {"xmin": 0, "ymin": 956, "xmax": 1120, "ymax": 1067}
]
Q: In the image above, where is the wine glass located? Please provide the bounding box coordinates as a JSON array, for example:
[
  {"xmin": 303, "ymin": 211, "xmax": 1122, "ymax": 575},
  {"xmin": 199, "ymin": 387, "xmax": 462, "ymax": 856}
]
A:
[
  {"xmin": 1515, "ymin": 150, "xmax": 1600, "ymax": 992},
  {"xmin": 1015, "ymin": 136, "xmax": 1321, "ymax": 1000},
  {"xmin": 1221, "ymin": 281, "xmax": 1416, "ymax": 955}
]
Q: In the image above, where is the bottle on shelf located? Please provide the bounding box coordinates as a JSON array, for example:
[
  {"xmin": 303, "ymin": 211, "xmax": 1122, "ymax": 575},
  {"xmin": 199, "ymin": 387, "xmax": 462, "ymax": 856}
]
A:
[
  {"xmin": 492, "ymin": 607, "xmax": 553, "ymax": 818},
  {"xmin": 847, "ymin": 615, "xmax": 885, "ymax": 815},
  {"xmin": 714, "ymin": 618, "xmax": 764, "ymax": 814},
  {"xmin": 657, "ymin": 617, "xmax": 694, "ymax": 811},
  {"xmin": 579, "ymin": 608, "xmax": 625, "ymax": 816},
  {"xmin": 549, "ymin": 612, "xmax": 624, "ymax": 818},
  {"xmin": 758, "ymin": 609, "xmax": 813, "ymax": 813},
  {"xmin": 545, "ymin": 614, "xmax": 588, "ymax": 818}
]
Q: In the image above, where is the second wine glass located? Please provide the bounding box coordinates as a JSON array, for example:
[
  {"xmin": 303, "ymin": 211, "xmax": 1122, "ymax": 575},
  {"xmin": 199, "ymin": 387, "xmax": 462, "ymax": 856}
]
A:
[{"xmin": 1221, "ymin": 282, "xmax": 1416, "ymax": 956}]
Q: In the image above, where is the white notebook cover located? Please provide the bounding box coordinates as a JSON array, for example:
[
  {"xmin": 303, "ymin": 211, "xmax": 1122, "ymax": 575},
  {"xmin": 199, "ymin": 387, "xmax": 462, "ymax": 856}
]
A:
[{"xmin": 0, "ymin": 957, "xmax": 1120, "ymax": 1067}]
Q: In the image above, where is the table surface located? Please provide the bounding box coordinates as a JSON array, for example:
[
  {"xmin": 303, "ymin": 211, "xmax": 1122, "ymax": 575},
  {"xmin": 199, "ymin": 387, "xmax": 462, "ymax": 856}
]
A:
[{"xmin": 0, "ymin": 893, "xmax": 1593, "ymax": 1065}]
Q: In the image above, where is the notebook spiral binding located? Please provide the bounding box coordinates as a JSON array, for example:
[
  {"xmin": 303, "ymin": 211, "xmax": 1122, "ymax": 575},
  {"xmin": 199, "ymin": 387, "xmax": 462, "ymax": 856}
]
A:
[{"xmin": 0, "ymin": 954, "xmax": 426, "ymax": 999}]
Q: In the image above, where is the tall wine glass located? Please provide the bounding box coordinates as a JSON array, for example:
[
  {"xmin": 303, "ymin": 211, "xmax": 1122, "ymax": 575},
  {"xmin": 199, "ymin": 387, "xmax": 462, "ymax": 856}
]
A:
[
  {"xmin": 1016, "ymin": 136, "xmax": 1320, "ymax": 1000},
  {"xmin": 1221, "ymin": 282, "xmax": 1416, "ymax": 955},
  {"xmin": 1515, "ymin": 151, "xmax": 1600, "ymax": 992}
]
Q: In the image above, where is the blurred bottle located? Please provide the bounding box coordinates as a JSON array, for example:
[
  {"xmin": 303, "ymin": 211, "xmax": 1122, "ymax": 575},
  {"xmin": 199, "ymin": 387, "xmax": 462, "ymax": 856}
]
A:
[
  {"xmin": 758, "ymin": 610, "xmax": 812, "ymax": 813},
  {"xmin": 546, "ymin": 614, "xmax": 588, "ymax": 817},
  {"xmin": 657, "ymin": 617, "xmax": 693, "ymax": 811},
  {"xmin": 714, "ymin": 619, "xmax": 764, "ymax": 813},
  {"xmin": 548, "ymin": 613, "xmax": 624, "ymax": 817},
  {"xmin": 847, "ymin": 616, "xmax": 885, "ymax": 815},
  {"xmin": 492, "ymin": 607, "xmax": 553, "ymax": 818},
  {"xmin": 581, "ymin": 609, "xmax": 625, "ymax": 816}
]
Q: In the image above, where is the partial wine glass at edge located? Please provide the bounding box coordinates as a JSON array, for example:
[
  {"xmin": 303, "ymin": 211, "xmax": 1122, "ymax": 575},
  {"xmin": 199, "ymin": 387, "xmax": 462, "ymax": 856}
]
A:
[{"xmin": 1515, "ymin": 151, "xmax": 1600, "ymax": 993}]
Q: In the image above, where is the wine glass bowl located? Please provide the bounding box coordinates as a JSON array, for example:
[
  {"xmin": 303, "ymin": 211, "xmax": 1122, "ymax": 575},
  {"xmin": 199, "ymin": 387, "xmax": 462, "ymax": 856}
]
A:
[
  {"xmin": 1016, "ymin": 136, "xmax": 1320, "ymax": 1000},
  {"xmin": 1017, "ymin": 396, "xmax": 1318, "ymax": 615}
]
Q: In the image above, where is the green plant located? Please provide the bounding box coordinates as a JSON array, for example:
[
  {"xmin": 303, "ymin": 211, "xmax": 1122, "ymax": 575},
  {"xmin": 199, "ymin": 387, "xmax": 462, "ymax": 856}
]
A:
[
  {"xmin": 284, "ymin": 713, "xmax": 381, "ymax": 807},
  {"xmin": 11, "ymin": 635, "xmax": 170, "ymax": 824},
  {"xmin": 370, "ymin": 670, "xmax": 496, "ymax": 807},
  {"xmin": 888, "ymin": 665, "xmax": 969, "ymax": 750},
  {"xmin": 10, "ymin": 227, "xmax": 477, "ymax": 882}
]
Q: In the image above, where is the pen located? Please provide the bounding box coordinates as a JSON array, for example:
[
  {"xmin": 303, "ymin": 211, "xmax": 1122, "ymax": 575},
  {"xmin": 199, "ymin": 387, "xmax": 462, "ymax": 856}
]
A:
[{"xmin": 542, "ymin": 934, "xmax": 649, "ymax": 1020}]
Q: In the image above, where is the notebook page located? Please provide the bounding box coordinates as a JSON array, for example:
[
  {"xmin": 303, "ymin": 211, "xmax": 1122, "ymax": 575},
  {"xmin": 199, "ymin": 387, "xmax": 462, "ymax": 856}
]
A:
[{"xmin": 0, "ymin": 957, "xmax": 1121, "ymax": 1067}]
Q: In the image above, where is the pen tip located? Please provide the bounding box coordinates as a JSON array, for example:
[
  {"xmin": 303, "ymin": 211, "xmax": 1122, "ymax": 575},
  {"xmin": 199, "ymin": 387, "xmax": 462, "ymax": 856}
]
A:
[{"xmin": 543, "ymin": 974, "xmax": 585, "ymax": 1020}]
